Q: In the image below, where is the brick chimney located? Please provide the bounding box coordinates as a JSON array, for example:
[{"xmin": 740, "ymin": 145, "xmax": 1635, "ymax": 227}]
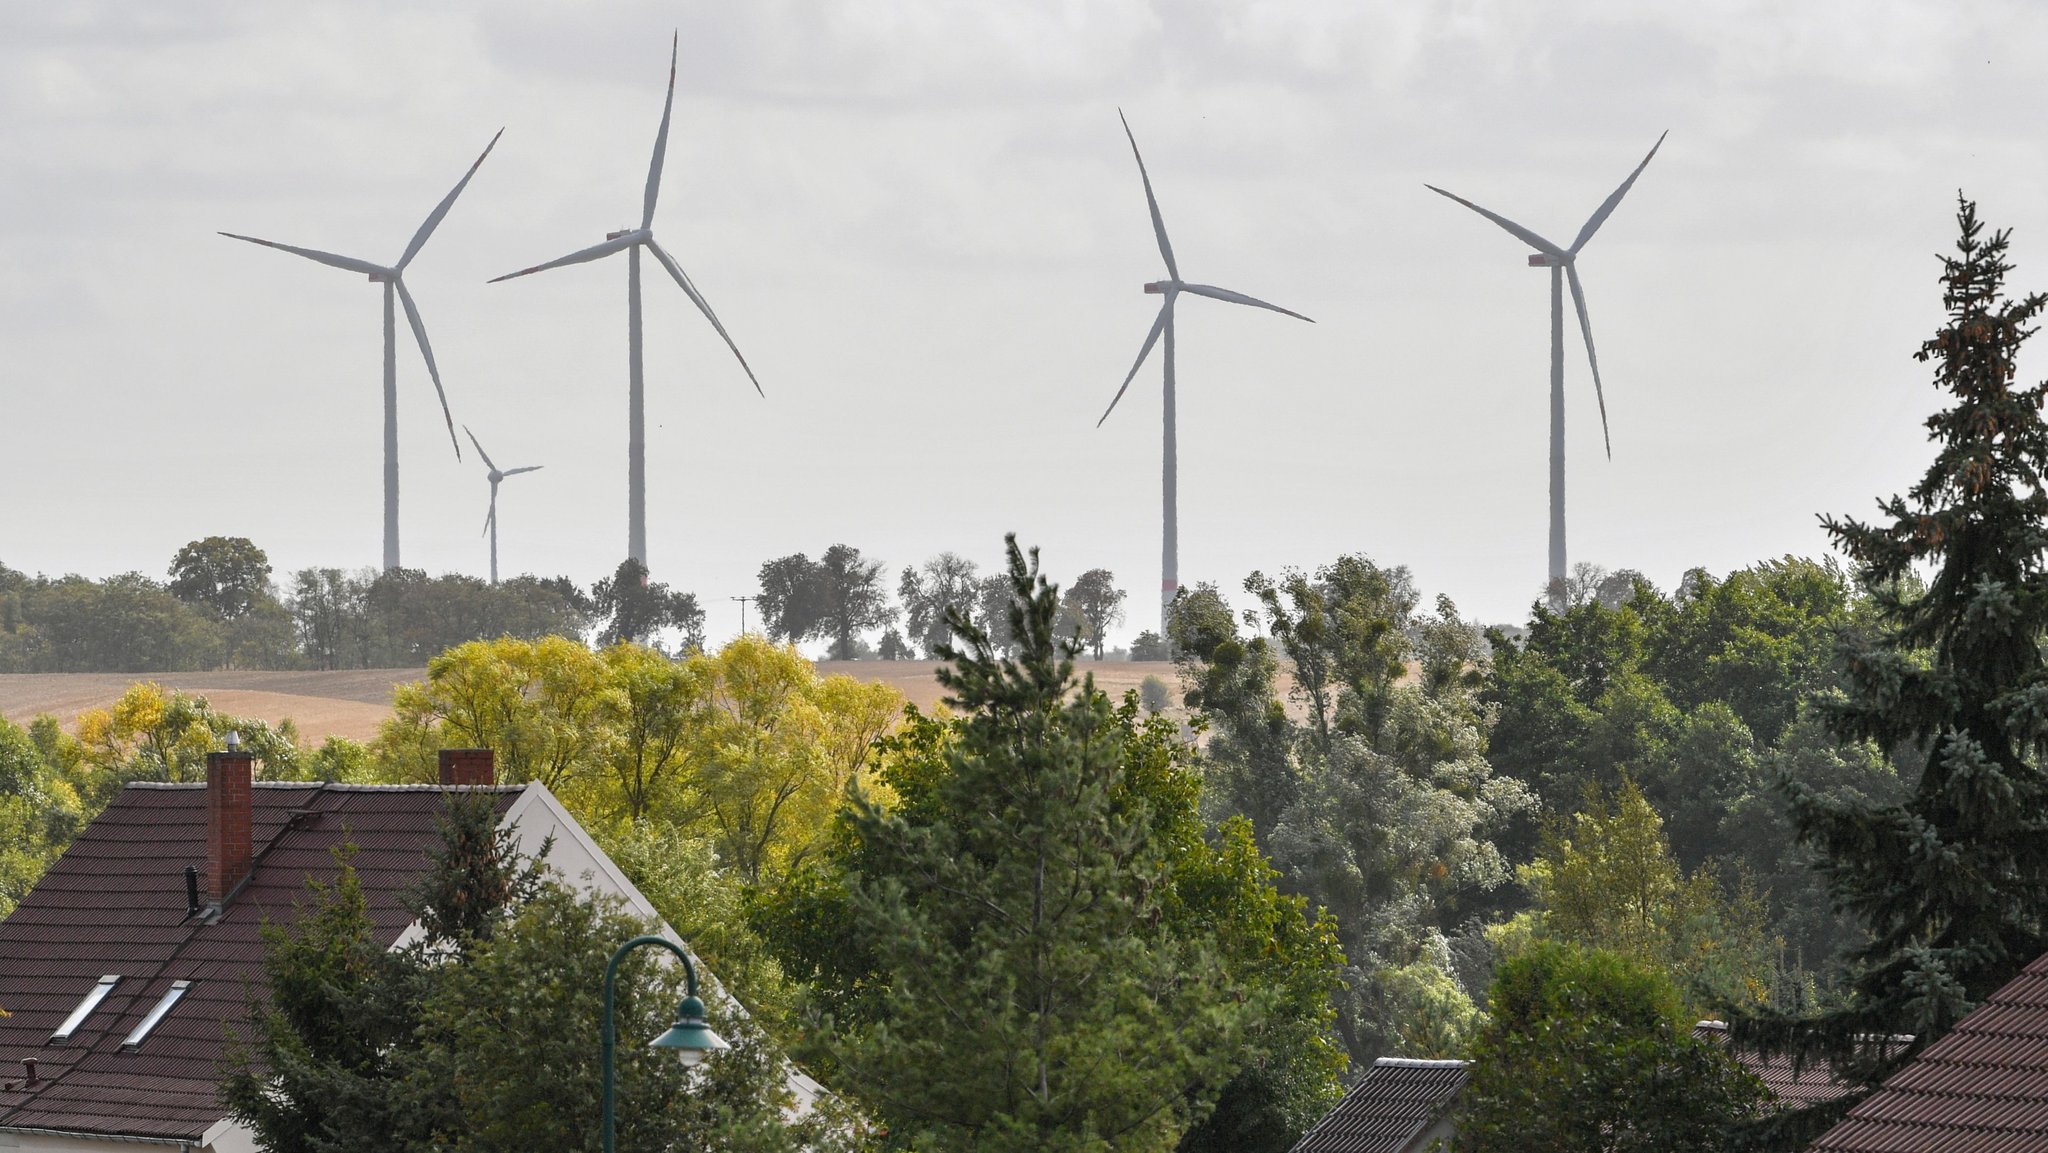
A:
[
  {"xmin": 438, "ymin": 748, "xmax": 496, "ymax": 787},
  {"xmin": 206, "ymin": 741, "xmax": 256, "ymax": 904}
]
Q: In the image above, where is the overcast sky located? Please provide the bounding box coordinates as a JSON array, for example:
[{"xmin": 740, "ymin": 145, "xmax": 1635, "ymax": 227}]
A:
[{"xmin": 5, "ymin": 1, "xmax": 2045, "ymax": 649}]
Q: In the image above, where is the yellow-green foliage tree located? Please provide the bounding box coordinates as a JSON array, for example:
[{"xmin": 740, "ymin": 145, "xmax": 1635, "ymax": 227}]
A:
[
  {"xmin": 72, "ymin": 682, "xmax": 300, "ymax": 803},
  {"xmin": 379, "ymin": 635, "xmax": 899, "ymax": 858},
  {"xmin": 373, "ymin": 634, "xmax": 904, "ymax": 1025},
  {"xmin": 1499, "ymin": 777, "xmax": 1779, "ymax": 1009},
  {"xmin": 384, "ymin": 635, "xmax": 608, "ymax": 792}
]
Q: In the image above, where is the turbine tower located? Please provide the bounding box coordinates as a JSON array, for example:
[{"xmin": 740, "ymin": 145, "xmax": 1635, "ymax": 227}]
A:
[
  {"xmin": 465, "ymin": 426, "xmax": 543, "ymax": 585},
  {"xmin": 1426, "ymin": 132, "xmax": 1666, "ymax": 607},
  {"xmin": 491, "ymin": 32, "xmax": 761, "ymax": 571},
  {"xmin": 222, "ymin": 130, "xmax": 501, "ymax": 572},
  {"xmin": 1098, "ymin": 111, "xmax": 1313, "ymax": 637}
]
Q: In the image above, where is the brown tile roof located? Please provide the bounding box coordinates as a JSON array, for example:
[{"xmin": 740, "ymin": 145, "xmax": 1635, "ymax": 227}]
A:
[
  {"xmin": 1692, "ymin": 1020, "xmax": 1886, "ymax": 1109},
  {"xmin": 1289, "ymin": 1057, "xmax": 1469, "ymax": 1153},
  {"xmin": 0, "ymin": 781, "xmax": 521, "ymax": 1144},
  {"xmin": 1812, "ymin": 950, "xmax": 2048, "ymax": 1152}
]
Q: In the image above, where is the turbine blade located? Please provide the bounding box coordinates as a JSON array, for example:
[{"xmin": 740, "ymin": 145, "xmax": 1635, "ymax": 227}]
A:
[
  {"xmin": 463, "ymin": 425, "xmax": 498, "ymax": 473},
  {"xmin": 1118, "ymin": 109, "xmax": 1178, "ymax": 280},
  {"xmin": 1570, "ymin": 130, "xmax": 1668, "ymax": 255},
  {"xmin": 1566, "ymin": 264, "xmax": 1612, "ymax": 460},
  {"xmin": 397, "ymin": 128, "xmax": 504, "ymax": 273},
  {"xmin": 504, "ymin": 465, "xmax": 544, "ymax": 476},
  {"xmin": 488, "ymin": 233, "xmax": 638, "ymax": 283},
  {"xmin": 396, "ymin": 280, "xmax": 461, "ymax": 459},
  {"xmin": 218, "ymin": 232, "xmax": 388, "ymax": 278},
  {"xmin": 1422, "ymin": 186, "xmax": 1565, "ymax": 259},
  {"xmin": 644, "ymin": 32, "xmax": 678, "ymax": 231},
  {"xmin": 1179, "ymin": 283, "xmax": 1314, "ymax": 323},
  {"xmin": 645, "ymin": 238, "xmax": 764, "ymax": 396},
  {"xmin": 483, "ymin": 487, "xmax": 497, "ymax": 537},
  {"xmin": 1098, "ymin": 300, "xmax": 1172, "ymax": 427}
]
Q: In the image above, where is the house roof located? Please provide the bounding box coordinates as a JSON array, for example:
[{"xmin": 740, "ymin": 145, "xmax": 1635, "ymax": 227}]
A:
[
  {"xmin": 1810, "ymin": 950, "xmax": 2048, "ymax": 1152},
  {"xmin": 1692, "ymin": 1020, "xmax": 1885, "ymax": 1110},
  {"xmin": 1289, "ymin": 1057, "xmax": 1469, "ymax": 1153},
  {"xmin": 0, "ymin": 780, "xmax": 522, "ymax": 1144}
]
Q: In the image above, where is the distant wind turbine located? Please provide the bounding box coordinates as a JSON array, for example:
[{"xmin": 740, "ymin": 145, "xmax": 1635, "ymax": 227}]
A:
[
  {"xmin": 490, "ymin": 32, "xmax": 761, "ymax": 571},
  {"xmin": 465, "ymin": 426, "xmax": 542, "ymax": 585},
  {"xmin": 1426, "ymin": 132, "xmax": 1666, "ymax": 607},
  {"xmin": 222, "ymin": 129, "xmax": 502, "ymax": 572},
  {"xmin": 1098, "ymin": 110, "xmax": 1313, "ymax": 637}
]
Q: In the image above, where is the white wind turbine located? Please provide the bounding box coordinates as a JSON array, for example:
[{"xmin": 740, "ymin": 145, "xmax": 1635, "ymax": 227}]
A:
[
  {"xmin": 490, "ymin": 32, "xmax": 760, "ymax": 572},
  {"xmin": 464, "ymin": 427, "xmax": 542, "ymax": 585},
  {"xmin": 222, "ymin": 130, "xmax": 502, "ymax": 572},
  {"xmin": 1098, "ymin": 111, "xmax": 1313, "ymax": 637},
  {"xmin": 1426, "ymin": 132, "xmax": 1666, "ymax": 607}
]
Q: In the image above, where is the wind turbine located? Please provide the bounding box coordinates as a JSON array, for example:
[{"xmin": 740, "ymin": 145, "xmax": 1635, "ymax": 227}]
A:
[
  {"xmin": 490, "ymin": 32, "xmax": 761, "ymax": 571},
  {"xmin": 464, "ymin": 427, "xmax": 542, "ymax": 585},
  {"xmin": 1098, "ymin": 110, "xmax": 1313, "ymax": 637},
  {"xmin": 221, "ymin": 129, "xmax": 501, "ymax": 572},
  {"xmin": 1426, "ymin": 132, "xmax": 1666, "ymax": 607}
]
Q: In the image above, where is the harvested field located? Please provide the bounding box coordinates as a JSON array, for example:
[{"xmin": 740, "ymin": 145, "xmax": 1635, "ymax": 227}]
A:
[
  {"xmin": 0, "ymin": 670, "xmax": 426, "ymax": 745},
  {"xmin": 0, "ymin": 661, "xmax": 1200, "ymax": 748},
  {"xmin": 814, "ymin": 660, "xmax": 1184, "ymax": 714}
]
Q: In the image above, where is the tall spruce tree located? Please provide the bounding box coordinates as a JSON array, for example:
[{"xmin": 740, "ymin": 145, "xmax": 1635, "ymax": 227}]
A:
[
  {"xmin": 829, "ymin": 536, "xmax": 1260, "ymax": 1151},
  {"xmin": 1734, "ymin": 199, "xmax": 2048, "ymax": 1142}
]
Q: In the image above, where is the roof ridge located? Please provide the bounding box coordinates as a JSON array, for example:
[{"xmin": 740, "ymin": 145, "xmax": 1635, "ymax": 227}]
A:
[{"xmin": 1371, "ymin": 1057, "xmax": 1468, "ymax": 1069}]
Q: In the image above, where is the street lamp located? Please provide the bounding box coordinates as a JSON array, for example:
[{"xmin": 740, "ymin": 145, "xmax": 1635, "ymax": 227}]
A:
[{"xmin": 602, "ymin": 933, "xmax": 731, "ymax": 1153}]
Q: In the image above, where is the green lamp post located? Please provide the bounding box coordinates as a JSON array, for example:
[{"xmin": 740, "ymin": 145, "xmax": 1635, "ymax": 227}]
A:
[{"xmin": 602, "ymin": 934, "xmax": 731, "ymax": 1153}]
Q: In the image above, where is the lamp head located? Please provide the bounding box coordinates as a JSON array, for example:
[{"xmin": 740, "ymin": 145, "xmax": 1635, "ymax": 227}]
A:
[{"xmin": 649, "ymin": 994, "xmax": 729, "ymax": 1067}]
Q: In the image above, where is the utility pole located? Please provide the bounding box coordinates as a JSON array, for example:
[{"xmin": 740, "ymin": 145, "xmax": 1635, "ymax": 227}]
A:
[{"xmin": 731, "ymin": 595, "xmax": 753, "ymax": 636}]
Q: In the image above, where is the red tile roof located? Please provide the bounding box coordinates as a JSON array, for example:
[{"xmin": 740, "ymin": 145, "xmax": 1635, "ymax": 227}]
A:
[
  {"xmin": 1812, "ymin": 950, "xmax": 2048, "ymax": 1152},
  {"xmin": 0, "ymin": 781, "xmax": 521, "ymax": 1144},
  {"xmin": 1289, "ymin": 1058, "xmax": 1469, "ymax": 1153}
]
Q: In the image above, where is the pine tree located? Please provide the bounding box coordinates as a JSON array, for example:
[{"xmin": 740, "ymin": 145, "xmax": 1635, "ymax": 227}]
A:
[
  {"xmin": 830, "ymin": 536, "xmax": 1258, "ymax": 1151},
  {"xmin": 1734, "ymin": 198, "xmax": 2048, "ymax": 1141}
]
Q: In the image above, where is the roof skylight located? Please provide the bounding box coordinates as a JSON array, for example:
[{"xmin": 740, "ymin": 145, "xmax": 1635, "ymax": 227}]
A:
[
  {"xmin": 50, "ymin": 975, "xmax": 121, "ymax": 1042},
  {"xmin": 121, "ymin": 980, "xmax": 191, "ymax": 1050}
]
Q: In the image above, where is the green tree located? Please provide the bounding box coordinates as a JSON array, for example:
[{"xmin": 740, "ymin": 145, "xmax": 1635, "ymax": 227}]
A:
[
  {"xmin": 1177, "ymin": 568, "xmax": 1525, "ymax": 1067},
  {"xmin": 290, "ymin": 568, "xmax": 371, "ymax": 669},
  {"xmin": 757, "ymin": 554, "xmax": 825, "ymax": 645},
  {"xmin": 899, "ymin": 552, "xmax": 981, "ymax": 658},
  {"xmin": 799, "ymin": 538, "xmax": 1289, "ymax": 1151},
  {"xmin": 594, "ymin": 558, "xmax": 705, "ymax": 651},
  {"xmin": 1065, "ymin": 568, "xmax": 1127, "ymax": 660},
  {"xmin": 1510, "ymin": 778, "xmax": 1778, "ymax": 1010},
  {"xmin": 168, "ymin": 536, "xmax": 274, "ymax": 621},
  {"xmin": 28, "ymin": 572, "xmax": 221, "ymax": 672},
  {"xmin": 409, "ymin": 884, "xmax": 814, "ymax": 1153},
  {"xmin": 1735, "ymin": 200, "xmax": 2048, "ymax": 1126},
  {"xmin": 0, "ymin": 716, "xmax": 83, "ymax": 919},
  {"xmin": 1457, "ymin": 941, "xmax": 1765, "ymax": 1153},
  {"xmin": 1170, "ymin": 583, "xmax": 1295, "ymax": 841},
  {"xmin": 814, "ymin": 543, "xmax": 895, "ymax": 660}
]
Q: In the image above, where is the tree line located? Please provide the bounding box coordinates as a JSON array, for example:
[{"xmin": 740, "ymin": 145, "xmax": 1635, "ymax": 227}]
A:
[{"xmin": 0, "ymin": 540, "xmax": 1132, "ymax": 672}]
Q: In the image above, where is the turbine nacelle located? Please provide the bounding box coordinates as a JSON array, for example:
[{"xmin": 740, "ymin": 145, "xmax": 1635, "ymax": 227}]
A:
[
  {"xmin": 1143, "ymin": 280, "xmax": 1175, "ymax": 295},
  {"xmin": 1527, "ymin": 253, "xmax": 1569, "ymax": 268},
  {"xmin": 606, "ymin": 228, "xmax": 650, "ymax": 243}
]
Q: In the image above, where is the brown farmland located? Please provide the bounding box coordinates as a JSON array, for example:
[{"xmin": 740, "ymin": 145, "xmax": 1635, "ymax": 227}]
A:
[{"xmin": 0, "ymin": 660, "xmax": 1196, "ymax": 746}]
